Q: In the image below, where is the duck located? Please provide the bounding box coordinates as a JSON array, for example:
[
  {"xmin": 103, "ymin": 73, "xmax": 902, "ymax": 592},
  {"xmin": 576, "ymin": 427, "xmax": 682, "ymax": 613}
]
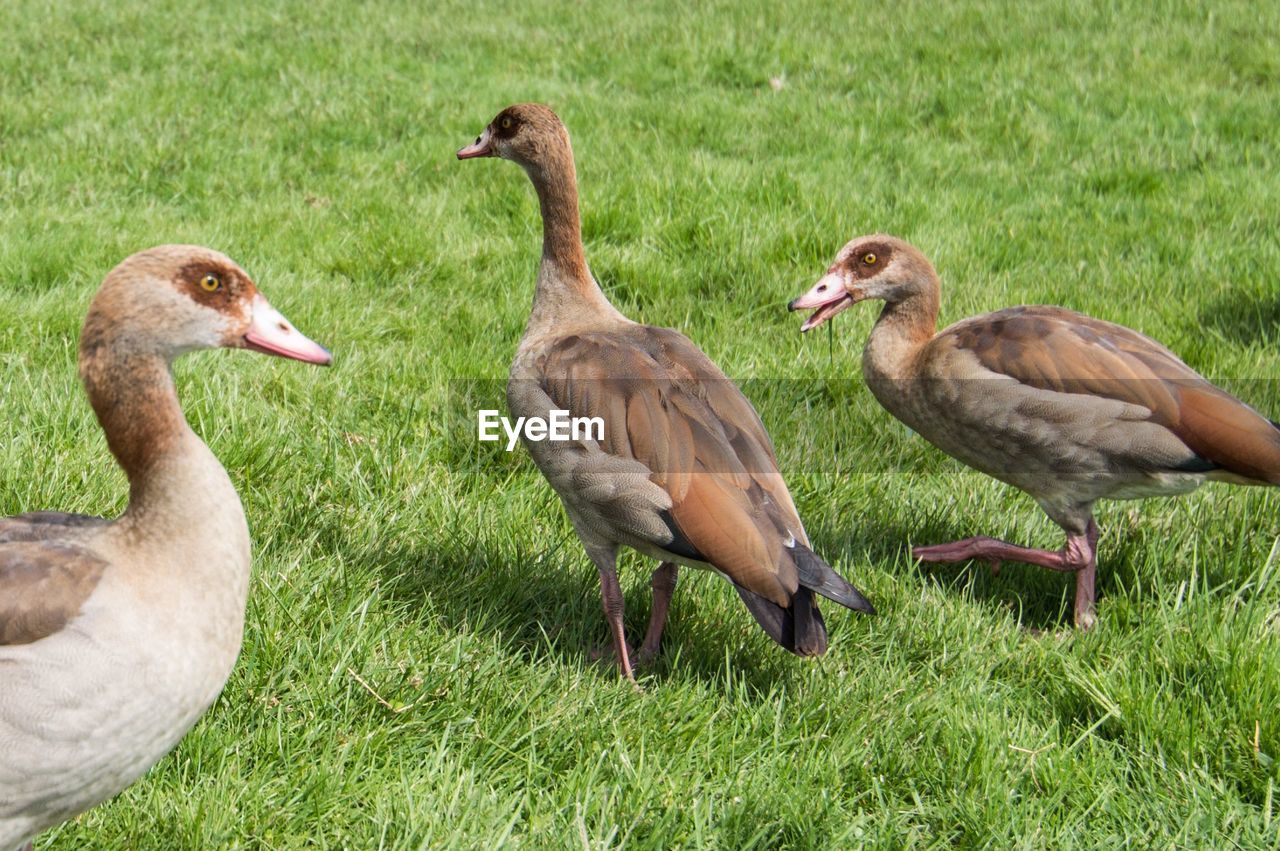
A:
[
  {"xmin": 788, "ymin": 233, "xmax": 1280, "ymax": 629},
  {"xmin": 0, "ymin": 245, "xmax": 331, "ymax": 851},
  {"xmin": 457, "ymin": 104, "xmax": 873, "ymax": 681}
]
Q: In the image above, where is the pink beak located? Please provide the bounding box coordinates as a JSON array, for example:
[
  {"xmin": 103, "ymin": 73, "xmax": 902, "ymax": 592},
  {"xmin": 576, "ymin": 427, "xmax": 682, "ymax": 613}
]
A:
[
  {"xmin": 788, "ymin": 273, "xmax": 856, "ymax": 333},
  {"xmin": 243, "ymin": 294, "xmax": 332, "ymax": 365},
  {"xmin": 457, "ymin": 126, "xmax": 494, "ymax": 160}
]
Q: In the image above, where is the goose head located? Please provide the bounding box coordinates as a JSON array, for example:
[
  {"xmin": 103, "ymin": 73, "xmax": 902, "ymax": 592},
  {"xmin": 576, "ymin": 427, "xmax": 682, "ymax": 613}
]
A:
[
  {"xmin": 456, "ymin": 103, "xmax": 571, "ymax": 174},
  {"xmin": 788, "ymin": 235, "xmax": 938, "ymax": 331},
  {"xmin": 79, "ymin": 245, "xmax": 332, "ymax": 365}
]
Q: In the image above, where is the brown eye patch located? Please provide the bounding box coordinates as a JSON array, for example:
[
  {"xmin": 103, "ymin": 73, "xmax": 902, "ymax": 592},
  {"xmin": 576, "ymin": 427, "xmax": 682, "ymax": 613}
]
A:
[
  {"xmin": 494, "ymin": 111, "xmax": 519, "ymax": 139},
  {"xmin": 178, "ymin": 261, "xmax": 246, "ymax": 310},
  {"xmin": 848, "ymin": 242, "xmax": 894, "ymax": 279}
]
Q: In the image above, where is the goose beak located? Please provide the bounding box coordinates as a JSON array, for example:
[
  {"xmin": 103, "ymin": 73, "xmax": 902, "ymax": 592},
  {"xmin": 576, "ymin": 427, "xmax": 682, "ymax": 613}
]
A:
[
  {"xmin": 788, "ymin": 274, "xmax": 856, "ymax": 332},
  {"xmin": 243, "ymin": 295, "xmax": 333, "ymax": 365},
  {"xmin": 457, "ymin": 126, "xmax": 494, "ymax": 159}
]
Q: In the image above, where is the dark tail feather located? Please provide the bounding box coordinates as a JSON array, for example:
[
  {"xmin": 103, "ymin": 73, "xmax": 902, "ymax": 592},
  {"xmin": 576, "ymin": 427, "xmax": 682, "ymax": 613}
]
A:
[
  {"xmin": 735, "ymin": 585, "xmax": 793, "ymax": 650},
  {"xmin": 792, "ymin": 587, "xmax": 828, "ymax": 656},
  {"xmin": 734, "ymin": 585, "xmax": 829, "ymax": 657},
  {"xmin": 790, "ymin": 542, "xmax": 876, "ymax": 614}
]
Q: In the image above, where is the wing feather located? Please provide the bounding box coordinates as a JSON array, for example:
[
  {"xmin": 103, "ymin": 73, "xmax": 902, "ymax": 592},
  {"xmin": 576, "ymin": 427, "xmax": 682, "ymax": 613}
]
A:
[
  {"xmin": 537, "ymin": 327, "xmax": 804, "ymax": 601},
  {"xmin": 0, "ymin": 539, "xmax": 107, "ymax": 646},
  {"xmin": 948, "ymin": 306, "xmax": 1280, "ymax": 482}
]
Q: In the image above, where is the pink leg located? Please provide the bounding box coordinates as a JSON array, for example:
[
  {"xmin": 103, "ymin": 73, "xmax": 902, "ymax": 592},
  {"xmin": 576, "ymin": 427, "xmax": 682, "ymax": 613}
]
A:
[
  {"xmin": 638, "ymin": 562, "xmax": 678, "ymax": 662},
  {"xmin": 596, "ymin": 566, "xmax": 637, "ymax": 682},
  {"xmin": 1073, "ymin": 520, "xmax": 1100, "ymax": 630},
  {"xmin": 913, "ymin": 519, "xmax": 1100, "ymax": 629}
]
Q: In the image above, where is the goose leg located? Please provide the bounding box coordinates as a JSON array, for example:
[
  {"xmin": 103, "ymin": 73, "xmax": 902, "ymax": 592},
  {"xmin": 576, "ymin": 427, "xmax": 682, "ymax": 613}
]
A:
[
  {"xmin": 585, "ymin": 547, "xmax": 636, "ymax": 681},
  {"xmin": 1072, "ymin": 519, "xmax": 1100, "ymax": 630},
  {"xmin": 597, "ymin": 567, "xmax": 636, "ymax": 681},
  {"xmin": 913, "ymin": 518, "xmax": 1100, "ymax": 629},
  {"xmin": 638, "ymin": 562, "xmax": 678, "ymax": 663}
]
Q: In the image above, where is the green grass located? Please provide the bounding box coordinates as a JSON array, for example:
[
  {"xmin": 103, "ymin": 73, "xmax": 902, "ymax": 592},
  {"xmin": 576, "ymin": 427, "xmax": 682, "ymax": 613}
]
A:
[{"xmin": 2, "ymin": 0, "xmax": 1280, "ymax": 846}]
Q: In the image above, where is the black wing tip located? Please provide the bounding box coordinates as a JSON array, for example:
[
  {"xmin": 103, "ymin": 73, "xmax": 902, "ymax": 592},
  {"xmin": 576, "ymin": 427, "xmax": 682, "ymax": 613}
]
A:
[
  {"xmin": 1171, "ymin": 454, "xmax": 1219, "ymax": 474},
  {"xmin": 790, "ymin": 541, "xmax": 876, "ymax": 615},
  {"xmin": 793, "ymin": 587, "xmax": 829, "ymax": 656},
  {"xmin": 733, "ymin": 585, "xmax": 830, "ymax": 657},
  {"xmin": 826, "ymin": 580, "xmax": 876, "ymax": 615}
]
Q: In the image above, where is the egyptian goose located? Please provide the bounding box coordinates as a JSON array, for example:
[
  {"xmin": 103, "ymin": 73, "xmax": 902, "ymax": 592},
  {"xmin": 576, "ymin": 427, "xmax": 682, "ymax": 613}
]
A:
[
  {"xmin": 789, "ymin": 234, "xmax": 1280, "ymax": 629},
  {"xmin": 457, "ymin": 103, "xmax": 873, "ymax": 681},
  {"xmin": 0, "ymin": 246, "xmax": 331, "ymax": 851}
]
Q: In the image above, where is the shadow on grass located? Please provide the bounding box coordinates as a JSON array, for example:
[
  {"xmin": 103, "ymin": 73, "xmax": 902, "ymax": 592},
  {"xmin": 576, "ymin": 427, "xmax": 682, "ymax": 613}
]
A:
[
  {"xmin": 1198, "ymin": 288, "xmax": 1280, "ymax": 346},
  {"xmin": 341, "ymin": 533, "xmax": 805, "ymax": 694},
  {"xmin": 814, "ymin": 512, "xmax": 1096, "ymax": 633},
  {"xmin": 337, "ymin": 504, "xmax": 1191, "ymax": 690}
]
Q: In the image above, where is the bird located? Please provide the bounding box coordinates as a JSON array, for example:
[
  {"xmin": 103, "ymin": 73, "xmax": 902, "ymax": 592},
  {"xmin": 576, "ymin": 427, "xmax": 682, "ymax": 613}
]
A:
[
  {"xmin": 788, "ymin": 233, "xmax": 1280, "ymax": 629},
  {"xmin": 457, "ymin": 103, "xmax": 873, "ymax": 681},
  {"xmin": 0, "ymin": 246, "xmax": 331, "ymax": 851}
]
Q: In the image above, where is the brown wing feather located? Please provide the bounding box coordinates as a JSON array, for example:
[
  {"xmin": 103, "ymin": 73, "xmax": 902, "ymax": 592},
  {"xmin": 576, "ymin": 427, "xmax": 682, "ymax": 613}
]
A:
[
  {"xmin": 951, "ymin": 306, "xmax": 1280, "ymax": 482},
  {"xmin": 1176, "ymin": 386, "xmax": 1280, "ymax": 483},
  {"xmin": 539, "ymin": 327, "xmax": 804, "ymax": 602},
  {"xmin": 672, "ymin": 471, "xmax": 791, "ymax": 604},
  {"xmin": 654, "ymin": 330, "xmax": 807, "ymax": 526},
  {"xmin": 0, "ymin": 540, "xmax": 107, "ymax": 645}
]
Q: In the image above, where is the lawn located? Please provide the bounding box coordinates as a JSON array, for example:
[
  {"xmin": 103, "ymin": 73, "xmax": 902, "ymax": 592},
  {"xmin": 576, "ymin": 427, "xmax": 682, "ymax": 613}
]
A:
[{"xmin": 2, "ymin": 0, "xmax": 1279, "ymax": 846}]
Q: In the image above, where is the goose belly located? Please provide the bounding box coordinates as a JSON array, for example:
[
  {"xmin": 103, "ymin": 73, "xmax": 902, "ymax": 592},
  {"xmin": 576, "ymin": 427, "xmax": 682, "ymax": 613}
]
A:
[
  {"xmin": 0, "ymin": 568, "xmax": 245, "ymax": 844},
  {"xmin": 865, "ymin": 375, "xmax": 1207, "ymax": 508}
]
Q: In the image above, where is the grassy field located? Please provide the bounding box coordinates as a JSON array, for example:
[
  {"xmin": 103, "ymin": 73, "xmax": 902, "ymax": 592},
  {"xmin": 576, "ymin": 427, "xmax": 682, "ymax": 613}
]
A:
[{"xmin": 2, "ymin": 0, "xmax": 1279, "ymax": 846}]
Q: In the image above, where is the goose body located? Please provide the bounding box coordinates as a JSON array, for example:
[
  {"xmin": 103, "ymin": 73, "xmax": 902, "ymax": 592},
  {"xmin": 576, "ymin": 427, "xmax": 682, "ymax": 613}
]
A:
[
  {"xmin": 460, "ymin": 104, "xmax": 872, "ymax": 680},
  {"xmin": 1, "ymin": 464, "xmax": 248, "ymax": 846},
  {"xmin": 863, "ymin": 305, "xmax": 1252, "ymax": 513},
  {"xmin": 790, "ymin": 235, "xmax": 1280, "ymax": 629},
  {"xmin": 0, "ymin": 246, "xmax": 330, "ymax": 850}
]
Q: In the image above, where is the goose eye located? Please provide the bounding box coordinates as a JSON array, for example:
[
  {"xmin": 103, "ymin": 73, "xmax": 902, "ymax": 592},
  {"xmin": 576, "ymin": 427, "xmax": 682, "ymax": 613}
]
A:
[
  {"xmin": 863, "ymin": 253, "xmax": 877, "ymax": 265},
  {"xmin": 200, "ymin": 273, "xmax": 221, "ymax": 292},
  {"xmin": 499, "ymin": 116, "xmax": 513, "ymax": 130}
]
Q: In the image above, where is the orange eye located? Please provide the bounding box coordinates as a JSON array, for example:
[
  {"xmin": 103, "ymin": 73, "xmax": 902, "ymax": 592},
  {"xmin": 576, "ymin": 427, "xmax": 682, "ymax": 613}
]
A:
[
  {"xmin": 863, "ymin": 253, "xmax": 877, "ymax": 265},
  {"xmin": 499, "ymin": 116, "xmax": 513, "ymax": 130},
  {"xmin": 200, "ymin": 274, "xmax": 221, "ymax": 292}
]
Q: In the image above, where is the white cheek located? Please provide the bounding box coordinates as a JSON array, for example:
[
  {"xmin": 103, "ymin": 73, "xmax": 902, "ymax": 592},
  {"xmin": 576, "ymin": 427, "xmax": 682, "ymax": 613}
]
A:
[
  {"xmin": 151, "ymin": 285, "xmax": 239, "ymax": 354},
  {"xmin": 201, "ymin": 309, "xmax": 235, "ymax": 347},
  {"xmin": 170, "ymin": 309, "xmax": 231, "ymax": 354},
  {"xmin": 864, "ymin": 278, "xmax": 897, "ymax": 300}
]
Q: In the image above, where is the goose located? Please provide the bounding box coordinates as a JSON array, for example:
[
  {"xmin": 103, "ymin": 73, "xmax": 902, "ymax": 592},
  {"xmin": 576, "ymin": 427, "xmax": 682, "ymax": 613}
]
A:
[
  {"xmin": 789, "ymin": 234, "xmax": 1280, "ymax": 629},
  {"xmin": 0, "ymin": 246, "xmax": 331, "ymax": 851},
  {"xmin": 457, "ymin": 103, "xmax": 873, "ymax": 681}
]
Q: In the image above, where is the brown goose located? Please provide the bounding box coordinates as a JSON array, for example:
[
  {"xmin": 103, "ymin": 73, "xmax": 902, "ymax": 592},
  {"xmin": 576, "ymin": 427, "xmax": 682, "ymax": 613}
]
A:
[
  {"xmin": 458, "ymin": 104, "xmax": 872, "ymax": 680},
  {"xmin": 0, "ymin": 246, "xmax": 330, "ymax": 851},
  {"xmin": 789, "ymin": 234, "xmax": 1280, "ymax": 629}
]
